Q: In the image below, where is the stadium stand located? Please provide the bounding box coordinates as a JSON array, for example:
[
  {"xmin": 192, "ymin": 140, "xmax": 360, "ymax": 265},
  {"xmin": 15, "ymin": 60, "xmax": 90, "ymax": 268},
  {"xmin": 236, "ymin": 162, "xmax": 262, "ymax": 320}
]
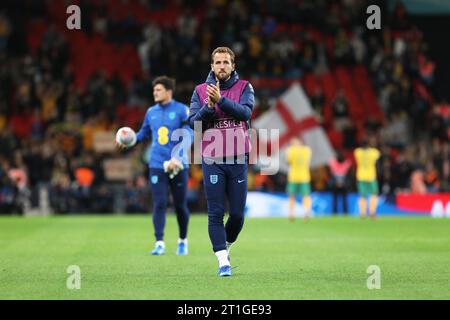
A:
[{"xmin": 0, "ymin": 0, "xmax": 448, "ymax": 214}]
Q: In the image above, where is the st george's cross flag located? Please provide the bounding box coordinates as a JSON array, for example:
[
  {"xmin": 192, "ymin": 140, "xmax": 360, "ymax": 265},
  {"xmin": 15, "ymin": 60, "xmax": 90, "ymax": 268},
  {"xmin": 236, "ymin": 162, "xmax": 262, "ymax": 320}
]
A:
[{"xmin": 252, "ymin": 83, "xmax": 335, "ymax": 173}]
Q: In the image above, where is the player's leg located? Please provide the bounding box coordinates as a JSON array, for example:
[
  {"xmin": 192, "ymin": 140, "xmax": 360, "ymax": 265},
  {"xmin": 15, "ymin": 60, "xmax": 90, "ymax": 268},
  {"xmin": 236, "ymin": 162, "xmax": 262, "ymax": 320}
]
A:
[
  {"xmin": 369, "ymin": 180, "xmax": 379, "ymax": 219},
  {"xmin": 286, "ymin": 182, "xmax": 296, "ymax": 222},
  {"xmin": 288, "ymin": 194, "xmax": 296, "ymax": 222},
  {"xmin": 224, "ymin": 163, "xmax": 248, "ymax": 250},
  {"xmin": 341, "ymin": 186, "xmax": 349, "ymax": 214},
  {"xmin": 357, "ymin": 181, "xmax": 367, "ymax": 218},
  {"xmin": 359, "ymin": 197, "xmax": 367, "ymax": 218},
  {"xmin": 301, "ymin": 183, "xmax": 312, "ymax": 220},
  {"xmin": 149, "ymin": 168, "xmax": 168, "ymax": 255},
  {"xmin": 202, "ymin": 161, "xmax": 229, "ymax": 274},
  {"xmin": 169, "ymin": 168, "xmax": 190, "ymax": 255},
  {"xmin": 332, "ymin": 184, "xmax": 339, "ymax": 214}
]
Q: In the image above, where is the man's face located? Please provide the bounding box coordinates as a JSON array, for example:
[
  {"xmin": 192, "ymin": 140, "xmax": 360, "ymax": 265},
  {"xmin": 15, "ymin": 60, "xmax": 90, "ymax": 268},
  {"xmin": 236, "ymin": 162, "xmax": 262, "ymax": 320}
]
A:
[
  {"xmin": 153, "ymin": 84, "xmax": 171, "ymax": 104},
  {"xmin": 211, "ymin": 52, "xmax": 235, "ymax": 81}
]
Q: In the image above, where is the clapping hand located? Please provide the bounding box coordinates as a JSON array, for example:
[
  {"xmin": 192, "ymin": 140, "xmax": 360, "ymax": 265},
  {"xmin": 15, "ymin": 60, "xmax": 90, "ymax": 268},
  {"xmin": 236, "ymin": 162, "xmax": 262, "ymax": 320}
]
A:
[{"xmin": 207, "ymin": 80, "xmax": 221, "ymax": 107}]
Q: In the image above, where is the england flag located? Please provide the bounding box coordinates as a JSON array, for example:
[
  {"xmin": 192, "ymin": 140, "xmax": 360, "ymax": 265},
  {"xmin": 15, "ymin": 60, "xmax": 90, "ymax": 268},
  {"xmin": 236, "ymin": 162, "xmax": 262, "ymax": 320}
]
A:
[{"xmin": 253, "ymin": 83, "xmax": 335, "ymax": 173}]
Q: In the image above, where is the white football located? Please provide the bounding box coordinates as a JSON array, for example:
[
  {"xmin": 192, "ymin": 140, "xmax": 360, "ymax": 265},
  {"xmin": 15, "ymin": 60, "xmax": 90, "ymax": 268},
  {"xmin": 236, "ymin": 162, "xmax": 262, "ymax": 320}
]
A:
[{"xmin": 116, "ymin": 127, "xmax": 136, "ymax": 147}]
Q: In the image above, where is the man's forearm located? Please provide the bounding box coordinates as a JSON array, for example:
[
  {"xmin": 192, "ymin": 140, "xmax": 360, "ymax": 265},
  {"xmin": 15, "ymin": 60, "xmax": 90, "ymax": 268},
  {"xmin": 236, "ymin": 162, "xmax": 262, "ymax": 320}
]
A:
[
  {"xmin": 217, "ymin": 97, "xmax": 252, "ymax": 121},
  {"xmin": 189, "ymin": 104, "xmax": 215, "ymax": 127}
]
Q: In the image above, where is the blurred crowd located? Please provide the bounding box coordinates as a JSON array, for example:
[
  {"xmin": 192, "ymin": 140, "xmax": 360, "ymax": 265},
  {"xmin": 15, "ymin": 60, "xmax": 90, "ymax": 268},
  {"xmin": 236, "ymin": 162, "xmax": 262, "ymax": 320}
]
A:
[{"xmin": 0, "ymin": 0, "xmax": 448, "ymax": 214}]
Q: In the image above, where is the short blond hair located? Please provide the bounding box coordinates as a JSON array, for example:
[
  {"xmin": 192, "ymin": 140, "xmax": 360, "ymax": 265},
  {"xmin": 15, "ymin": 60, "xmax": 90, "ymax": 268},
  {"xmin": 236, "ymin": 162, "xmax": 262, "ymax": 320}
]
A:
[{"xmin": 211, "ymin": 47, "xmax": 235, "ymax": 64}]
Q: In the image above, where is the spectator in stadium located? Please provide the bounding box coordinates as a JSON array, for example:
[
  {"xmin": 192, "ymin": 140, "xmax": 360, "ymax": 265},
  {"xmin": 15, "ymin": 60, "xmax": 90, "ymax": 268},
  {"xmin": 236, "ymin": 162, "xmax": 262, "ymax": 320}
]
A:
[
  {"xmin": 379, "ymin": 157, "xmax": 393, "ymax": 197},
  {"xmin": 0, "ymin": 12, "xmax": 11, "ymax": 53},
  {"xmin": 431, "ymin": 141, "xmax": 449, "ymax": 192},
  {"xmin": 0, "ymin": 172, "xmax": 18, "ymax": 214},
  {"xmin": 311, "ymin": 165, "xmax": 330, "ymax": 192},
  {"xmin": 390, "ymin": 148, "xmax": 413, "ymax": 193},
  {"xmin": 380, "ymin": 112, "xmax": 411, "ymax": 149},
  {"xmin": 440, "ymin": 143, "xmax": 450, "ymax": 192},
  {"xmin": 49, "ymin": 168, "xmax": 72, "ymax": 214},
  {"xmin": 410, "ymin": 168, "xmax": 427, "ymax": 194},
  {"xmin": 8, "ymin": 151, "xmax": 29, "ymax": 214},
  {"xmin": 429, "ymin": 104, "xmax": 447, "ymax": 142},
  {"xmin": 73, "ymin": 163, "xmax": 95, "ymax": 213},
  {"xmin": 328, "ymin": 151, "xmax": 352, "ymax": 214},
  {"xmin": 424, "ymin": 160, "xmax": 440, "ymax": 193},
  {"xmin": 331, "ymin": 88, "xmax": 350, "ymax": 131},
  {"xmin": 419, "ymin": 55, "xmax": 435, "ymax": 87},
  {"xmin": 334, "ymin": 29, "xmax": 352, "ymax": 65},
  {"xmin": 311, "ymin": 87, "xmax": 325, "ymax": 122}
]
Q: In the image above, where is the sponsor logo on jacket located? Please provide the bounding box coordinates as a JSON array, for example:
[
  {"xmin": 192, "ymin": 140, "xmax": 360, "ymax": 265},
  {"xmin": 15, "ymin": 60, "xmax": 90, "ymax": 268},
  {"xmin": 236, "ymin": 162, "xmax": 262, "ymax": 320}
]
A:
[{"xmin": 213, "ymin": 119, "xmax": 242, "ymax": 129}]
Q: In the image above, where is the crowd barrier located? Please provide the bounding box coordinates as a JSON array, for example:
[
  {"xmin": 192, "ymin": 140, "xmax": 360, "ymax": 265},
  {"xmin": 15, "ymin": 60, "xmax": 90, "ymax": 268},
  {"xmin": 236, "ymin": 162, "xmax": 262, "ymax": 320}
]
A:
[{"xmin": 245, "ymin": 192, "xmax": 450, "ymax": 218}]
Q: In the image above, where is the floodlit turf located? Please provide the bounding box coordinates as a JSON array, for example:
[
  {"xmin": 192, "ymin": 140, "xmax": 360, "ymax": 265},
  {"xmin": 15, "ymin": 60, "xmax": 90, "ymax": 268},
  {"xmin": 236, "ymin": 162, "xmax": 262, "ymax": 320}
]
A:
[{"xmin": 0, "ymin": 214, "xmax": 449, "ymax": 300}]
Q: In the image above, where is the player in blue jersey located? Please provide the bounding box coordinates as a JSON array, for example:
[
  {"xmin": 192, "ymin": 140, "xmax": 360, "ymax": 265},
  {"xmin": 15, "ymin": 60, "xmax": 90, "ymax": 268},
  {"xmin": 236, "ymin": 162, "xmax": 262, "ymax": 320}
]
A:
[{"xmin": 117, "ymin": 76, "xmax": 193, "ymax": 256}]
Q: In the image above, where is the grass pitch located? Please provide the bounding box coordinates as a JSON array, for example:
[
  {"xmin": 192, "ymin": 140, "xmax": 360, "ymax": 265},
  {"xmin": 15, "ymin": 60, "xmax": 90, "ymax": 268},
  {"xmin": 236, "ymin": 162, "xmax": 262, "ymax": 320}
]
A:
[{"xmin": 0, "ymin": 214, "xmax": 449, "ymax": 300}]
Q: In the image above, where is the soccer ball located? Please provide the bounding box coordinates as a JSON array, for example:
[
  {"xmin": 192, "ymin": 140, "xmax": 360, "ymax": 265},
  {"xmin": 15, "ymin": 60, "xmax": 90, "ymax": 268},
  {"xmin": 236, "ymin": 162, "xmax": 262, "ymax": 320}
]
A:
[{"xmin": 116, "ymin": 127, "xmax": 136, "ymax": 147}]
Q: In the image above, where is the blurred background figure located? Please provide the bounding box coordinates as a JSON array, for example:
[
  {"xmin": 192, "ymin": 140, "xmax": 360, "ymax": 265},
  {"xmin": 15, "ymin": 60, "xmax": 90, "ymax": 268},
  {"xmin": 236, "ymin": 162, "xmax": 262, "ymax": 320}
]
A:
[
  {"xmin": 332, "ymin": 88, "xmax": 350, "ymax": 132},
  {"xmin": 410, "ymin": 168, "xmax": 427, "ymax": 194},
  {"xmin": 354, "ymin": 139, "xmax": 380, "ymax": 219},
  {"xmin": 285, "ymin": 137, "xmax": 312, "ymax": 222},
  {"xmin": 328, "ymin": 151, "xmax": 352, "ymax": 215}
]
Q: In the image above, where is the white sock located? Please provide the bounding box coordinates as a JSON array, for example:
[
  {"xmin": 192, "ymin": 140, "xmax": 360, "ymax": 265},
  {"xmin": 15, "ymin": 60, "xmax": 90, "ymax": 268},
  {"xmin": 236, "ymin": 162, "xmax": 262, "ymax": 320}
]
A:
[
  {"xmin": 156, "ymin": 240, "xmax": 165, "ymax": 248},
  {"xmin": 215, "ymin": 250, "xmax": 230, "ymax": 267},
  {"xmin": 178, "ymin": 238, "xmax": 188, "ymax": 245},
  {"xmin": 226, "ymin": 241, "xmax": 234, "ymax": 252}
]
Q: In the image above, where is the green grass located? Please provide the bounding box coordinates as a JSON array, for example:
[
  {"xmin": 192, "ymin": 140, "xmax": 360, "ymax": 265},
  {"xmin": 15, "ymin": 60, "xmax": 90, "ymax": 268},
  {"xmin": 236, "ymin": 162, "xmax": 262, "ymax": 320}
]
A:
[{"xmin": 1, "ymin": 215, "xmax": 450, "ymax": 299}]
